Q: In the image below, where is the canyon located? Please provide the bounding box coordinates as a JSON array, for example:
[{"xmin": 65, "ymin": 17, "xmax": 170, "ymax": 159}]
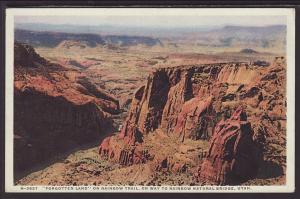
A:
[
  {"xmin": 14, "ymin": 26, "xmax": 286, "ymax": 186},
  {"xmin": 14, "ymin": 42, "xmax": 119, "ymax": 177}
]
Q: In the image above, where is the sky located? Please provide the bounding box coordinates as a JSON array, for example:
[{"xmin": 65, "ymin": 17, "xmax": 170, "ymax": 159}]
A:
[{"xmin": 14, "ymin": 15, "xmax": 287, "ymax": 28}]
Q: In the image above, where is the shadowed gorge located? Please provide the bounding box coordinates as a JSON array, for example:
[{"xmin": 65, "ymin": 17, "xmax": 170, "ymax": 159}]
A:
[{"xmin": 14, "ymin": 42, "xmax": 120, "ymax": 178}]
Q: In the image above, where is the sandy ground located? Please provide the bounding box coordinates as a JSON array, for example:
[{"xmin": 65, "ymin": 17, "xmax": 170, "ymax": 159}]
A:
[
  {"xmin": 16, "ymin": 144, "xmax": 195, "ymax": 186},
  {"xmin": 16, "ymin": 131, "xmax": 285, "ymax": 186}
]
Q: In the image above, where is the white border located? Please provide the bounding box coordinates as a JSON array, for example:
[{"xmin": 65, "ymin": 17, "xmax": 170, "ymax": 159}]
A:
[
  {"xmin": 5, "ymin": 7, "xmax": 294, "ymax": 16},
  {"xmin": 5, "ymin": 8, "xmax": 295, "ymax": 193}
]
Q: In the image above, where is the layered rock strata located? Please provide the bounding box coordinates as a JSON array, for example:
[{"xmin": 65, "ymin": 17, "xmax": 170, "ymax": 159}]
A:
[
  {"xmin": 99, "ymin": 57, "xmax": 286, "ymax": 185},
  {"xmin": 14, "ymin": 42, "xmax": 119, "ymax": 173},
  {"xmin": 198, "ymin": 107, "xmax": 260, "ymax": 185}
]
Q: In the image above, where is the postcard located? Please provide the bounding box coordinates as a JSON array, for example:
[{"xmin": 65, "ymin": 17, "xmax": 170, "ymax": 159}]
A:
[{"xmin": 5, "ymin": 7, "xmax": 295, "ymax": 193}]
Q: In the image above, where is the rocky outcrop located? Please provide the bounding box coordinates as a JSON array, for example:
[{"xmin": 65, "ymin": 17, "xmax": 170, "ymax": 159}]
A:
[
  {"xmin": 98, "ymin": 136, "xmax": 152, "ymax": 166},
  {"xmin": 99, "ymin": 64, "xmax": 227, "ymax": 168},
  {"xmin": 198, "ymin": 107, "xmax": 260, "ymax": 185},
  {"xmin": 14, "ymin": 42, "xmax": 48, "ymax": 67},
  {"xmin": 118, "ymin": 65, "xmax": 223, "ymax": 143},
  {"xmin": 14, "ymin": 42, "xmax": 119, "ymax": 173},
  {"xmin": 99, "ymin": 57, "xmax": 286, "ymax": 185}
]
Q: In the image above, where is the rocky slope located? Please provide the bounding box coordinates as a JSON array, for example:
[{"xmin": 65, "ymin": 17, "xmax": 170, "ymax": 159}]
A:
[
  {"xmin": 99, "ymin": 57, "xmax": 286, "ymax": 185},
  {"xmin": 14, "ymin": 42, "xmax": 120, "ymax": 176}
]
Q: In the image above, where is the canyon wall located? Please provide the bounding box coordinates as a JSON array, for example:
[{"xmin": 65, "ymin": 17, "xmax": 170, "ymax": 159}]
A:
[
  {"xmin": 198, "ymin": 107, "xmax": 260, "ymax": 185},
  {"xmin": 99, "ymin": 57, "xmax": 286, "ymax": 185},
  {"xmin": 14, "ymin": 42, "xmax": 120, "ymax": 174}
]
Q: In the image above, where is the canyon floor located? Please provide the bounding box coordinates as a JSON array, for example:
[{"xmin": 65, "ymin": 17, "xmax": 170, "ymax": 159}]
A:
[
  {"xmin": 17, "ymin": 140, "xmax": 199, "ymax": 186},
  {"xmin": 16, "ymin": 137, "xmax": 284, "ymax": 186},
  {"xmin": 15, "ymin": 44, "xmax": 285, "ymax": 186}
]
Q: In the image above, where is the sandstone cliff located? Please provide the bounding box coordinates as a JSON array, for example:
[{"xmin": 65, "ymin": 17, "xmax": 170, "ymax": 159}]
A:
[
  {"xmin": 198, "ymin": 107, "xmax": 260, "ymax": 185},
  {"xmin": 14, "ymin": 42, "xmax": 120, "ymax": 174},
  {"xmin": 99, "ymin": 57, "xmax": 286, "ymax": 185}
]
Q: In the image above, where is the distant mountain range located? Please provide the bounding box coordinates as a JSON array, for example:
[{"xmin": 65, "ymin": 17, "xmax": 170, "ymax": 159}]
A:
[
  {"xmin": 14, "ymin": 24, "xmax": 286, "ymax": 52},
  {"xmin": 14, "ymin": 23, "xmax": 220, "ymax": 37},
  {"xmin": 15, "ymin": 29, "xmax": 162, "ymax": 48},
  {"xmin": 182, "ymin": 25, "xmax": 286, "ymax": 50},
  {"xmin": 196, "ymin": 25, "xmax": 286, "ymax": 44}
]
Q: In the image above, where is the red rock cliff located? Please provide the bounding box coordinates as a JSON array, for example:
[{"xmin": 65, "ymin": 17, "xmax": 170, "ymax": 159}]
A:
[
  {"xmin": 120, "ymin": 65, "xmax": 222, "ymax": 142},
  {"xmin": 198, "ymin": 107, "xmax": 260, "ymax": 185},
  {"xmin": 14, "ymin": 42, "xmax": 120, "ymax": 173},
  {"xmin": 99, "ymin": 58, "xmax": 286, "ymax": 185}
]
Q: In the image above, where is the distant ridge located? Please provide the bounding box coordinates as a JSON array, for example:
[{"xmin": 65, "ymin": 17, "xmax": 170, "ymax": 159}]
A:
[
  {"xmin": 15, "ymin": 29, "xmax": 162, "ymax": 48},
  {"xmin": 14, "ymin": 24, "xmax": 286, "ymax": 52},
  {"xmin": 15, "ymin": 22, "xmax": 286, "ymax": 36},
  {"xmin": 240, "ymin": 48, "xmax": 258, "ymax": 54}
]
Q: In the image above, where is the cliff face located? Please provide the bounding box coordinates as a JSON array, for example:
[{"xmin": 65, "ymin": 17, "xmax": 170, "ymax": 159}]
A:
[
  {"xmin": 99, "ymin": 57, "xmax": 286, "ymax": 185},
  {"xmin": 120, "ymin": 65, "xmax": 220, "ymax": 141},
  {"xmin": 198, "ymin": 107, "xmax": 260, "ymax": 185},
  {"xmin": 14, "ymin": 42, "xmax": 120, "ymax": 173},
  {"xmin": 117, "ymin": 62, "xmax": 265, "ymax": 142}
]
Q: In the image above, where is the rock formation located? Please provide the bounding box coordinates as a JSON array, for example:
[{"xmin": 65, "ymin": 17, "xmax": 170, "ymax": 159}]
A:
[
  {"xmin": 198, "ymin": 106, "xmax": 260, "ymax": 185},
  {"xmin": 99, "ymin": 56, "xmax": 286, "ymax": 185},
  {"xmin": 14, "ymin": 42, "xmax": 120, "ymax": 173},
  {"xmin": 118, "ymin": 65, "xmax": 221, "ymax": 142}
]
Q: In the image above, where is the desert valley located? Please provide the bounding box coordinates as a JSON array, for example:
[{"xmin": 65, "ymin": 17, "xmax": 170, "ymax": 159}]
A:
[{"xmin": 13, "ymin": 23, "xmax": 287, "ymax": 186}]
